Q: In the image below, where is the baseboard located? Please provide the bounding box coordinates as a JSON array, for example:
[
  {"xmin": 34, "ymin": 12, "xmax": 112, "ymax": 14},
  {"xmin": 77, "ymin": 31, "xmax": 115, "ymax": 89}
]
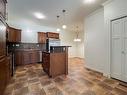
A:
[{"xmin": 85, "ymin": 67, "xmax": 103, "ymax": 76}]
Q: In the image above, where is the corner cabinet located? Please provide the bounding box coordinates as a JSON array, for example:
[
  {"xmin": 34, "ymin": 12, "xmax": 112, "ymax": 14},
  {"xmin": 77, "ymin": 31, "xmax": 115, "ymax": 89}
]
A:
[
  {"xmin": 38, "ymin": 32, "xmax": 47, "ymax": 43},
  {"xmin": 7, "ymin": 26, "xmax": 21, "ymax": 43}
]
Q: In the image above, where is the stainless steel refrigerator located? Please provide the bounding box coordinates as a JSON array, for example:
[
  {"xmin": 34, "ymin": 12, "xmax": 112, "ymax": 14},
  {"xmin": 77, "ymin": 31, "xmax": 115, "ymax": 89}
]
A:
[{"xmin": 46, "ymin": 38, "xmax": 60, "ymax": 51}]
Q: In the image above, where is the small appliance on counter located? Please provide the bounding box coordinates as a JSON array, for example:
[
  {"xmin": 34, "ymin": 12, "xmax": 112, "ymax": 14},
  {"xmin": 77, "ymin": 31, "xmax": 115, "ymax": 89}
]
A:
[{"xmin": 46, "ymin": 38, "xmax": 61, "ymax": 51}]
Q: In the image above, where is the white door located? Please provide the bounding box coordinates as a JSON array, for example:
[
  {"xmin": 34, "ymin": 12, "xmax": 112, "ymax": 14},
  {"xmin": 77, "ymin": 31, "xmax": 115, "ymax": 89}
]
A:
[
  {"xmin": 123, "ymin": 17, "xmax": 127, "ymax": 82},
  {"xmin": 111, "ymin": 17, "xmax": 127, "ymax": 82},
  {"xmin": 111, "ymin": 18, "xmax": 123, "ymax": 80}
]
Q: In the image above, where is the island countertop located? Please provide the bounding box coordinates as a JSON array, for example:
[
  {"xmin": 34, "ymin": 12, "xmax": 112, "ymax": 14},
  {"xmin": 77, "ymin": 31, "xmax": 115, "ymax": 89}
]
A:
[
  {"xmin": 50, "ymin": 46, "xmax": 71, "ymax": 47},
  {"xmin": 43, "ymin": 46, "xmax": 71, "ymax": 53}
]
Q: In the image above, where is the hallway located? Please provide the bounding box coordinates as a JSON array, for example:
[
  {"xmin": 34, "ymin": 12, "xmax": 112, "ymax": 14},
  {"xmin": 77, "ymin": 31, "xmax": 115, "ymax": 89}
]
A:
[{"xmin": 4, "ymin": 58, "xmax": 127, "ymax": 95}]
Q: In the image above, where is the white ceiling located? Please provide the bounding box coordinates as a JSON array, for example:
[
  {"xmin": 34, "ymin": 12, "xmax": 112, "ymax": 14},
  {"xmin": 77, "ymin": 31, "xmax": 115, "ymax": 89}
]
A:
[{"xmin": 8, "ymin": 0, "xmax": 107, "ymax": 29}]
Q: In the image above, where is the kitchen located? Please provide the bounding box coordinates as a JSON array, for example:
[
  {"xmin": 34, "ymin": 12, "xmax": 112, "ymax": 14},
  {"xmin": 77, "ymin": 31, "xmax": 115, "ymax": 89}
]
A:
[{"xmin": 1, "ymin": 0, "xmax": 127, "ymax": 95}]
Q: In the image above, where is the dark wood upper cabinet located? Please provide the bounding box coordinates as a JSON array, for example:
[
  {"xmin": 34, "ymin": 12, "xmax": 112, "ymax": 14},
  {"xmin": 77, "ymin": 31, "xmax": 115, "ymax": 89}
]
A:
[
  {"xmin": 47, "ymin": 32, "xmax": 59, "ymax": 39},
  {"xmin": 0, "ymin": 0, "xmax": 7, "ymax": 19},
  {"xmin": 0, "ymin": 19, "xmax": 6, "ymax": 57},
  {"xmin": 7, "ymin": 26, "xmax": 21, "ymax": 43},
  {"xmin": 38, "ymin": 32, "xmax": 46, "ymax": 43}
]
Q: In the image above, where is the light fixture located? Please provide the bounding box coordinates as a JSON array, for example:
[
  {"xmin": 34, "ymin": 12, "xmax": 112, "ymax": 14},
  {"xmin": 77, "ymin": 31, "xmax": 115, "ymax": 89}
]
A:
[
  {"xmin": 57, "ymin": 28, "xmax": 60, "ymax": 32},
  {"xmin": 73, "ymin": 26, "xmax": 81, "ymax": 42},
  {"xmin": 74, "ymin": 38, "xmax": 81, "ymax": 42},
  {"xmin": 84, "ymin": 0, "xmax": 95, "ymax": 3},
  {"xmin": 62, "ymin": 10, "xmax": 67, "ymax": 29},
  {"xmin": 56, "ymin": 15, "xmax": 61, "ymax": 32},
  {"xmin": 62, "ymin": 25, "xmax": 67, "ymax": 29},
  {"xmin": 34, "ymin": 12, "xmax": 45, "ymax": 19}
]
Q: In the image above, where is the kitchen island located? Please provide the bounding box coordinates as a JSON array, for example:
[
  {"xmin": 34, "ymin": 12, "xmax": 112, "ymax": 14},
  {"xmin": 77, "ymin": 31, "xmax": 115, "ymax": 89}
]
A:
[{"xmin": 42, "ymin": 46, "xmax": 70, "ymax": 77}]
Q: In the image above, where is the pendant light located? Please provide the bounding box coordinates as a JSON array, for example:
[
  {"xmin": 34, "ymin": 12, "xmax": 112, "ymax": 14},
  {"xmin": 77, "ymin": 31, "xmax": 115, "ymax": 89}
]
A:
[
  {"xmin": 56, "ymin": 15, "xmax": 61, "ymax": 32},
  {"xmin": 74, "ymin": 26, "xmax": 81, "ymax": 42},
  {"xmin": 62, "ymin": 10, "xmax": 67, "ymax": 29}
]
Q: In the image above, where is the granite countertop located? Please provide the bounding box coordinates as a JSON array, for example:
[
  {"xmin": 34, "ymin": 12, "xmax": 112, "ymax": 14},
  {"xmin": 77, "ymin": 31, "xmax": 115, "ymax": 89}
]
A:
[
  {"xmin": 15, "ymin": 49, "xmax": 41, "ymax": 52},
  {"xmin": 50, "ymin": 46, "xmax": 71, "ymax": 47}
]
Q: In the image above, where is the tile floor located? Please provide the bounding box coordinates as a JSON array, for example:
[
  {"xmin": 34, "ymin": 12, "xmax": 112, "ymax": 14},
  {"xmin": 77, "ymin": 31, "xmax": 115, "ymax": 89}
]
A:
[{"xmin": 4, "ymin": 58, "xmax": 127, "ymax": 95}]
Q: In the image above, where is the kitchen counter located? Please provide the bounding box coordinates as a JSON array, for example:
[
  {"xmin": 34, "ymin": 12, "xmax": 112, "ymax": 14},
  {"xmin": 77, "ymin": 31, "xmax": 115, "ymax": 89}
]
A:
[{"xmin": 14, "ymin": 49, "xmax": 41, "ymax": 52}]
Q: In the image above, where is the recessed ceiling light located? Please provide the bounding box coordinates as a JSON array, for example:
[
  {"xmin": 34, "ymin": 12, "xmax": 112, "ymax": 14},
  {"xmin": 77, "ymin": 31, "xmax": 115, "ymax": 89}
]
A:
[
  {"xmin": 34, "ymin": 12, "xmax": 45, "ymax": 19},
  {"xmin": 56, "ymin": 28, "xmax": 61, "ymax": 32},
  {"xmin": 62, "ymin": 25, "xmax": 67, "ymax": 29},
  {"xmin": 84, "ymin": 0, "xmax": 95, "ymax": 4}
]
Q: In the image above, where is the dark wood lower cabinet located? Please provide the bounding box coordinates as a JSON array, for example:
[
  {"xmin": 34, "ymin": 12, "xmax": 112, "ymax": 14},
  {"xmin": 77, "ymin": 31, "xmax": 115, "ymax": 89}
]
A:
[
  {"xmin": 15, "ymin": 51, "xmax": 22, "ymax": 66},
  {"xmin": 15, "ymin": 50, "xmax": 40, "ymax": 66},
  {"xmin": 0, "ymin": 56, "xmax": 11, "ymax": 95},
  {"xmin": 42, "ymin": 52, "xmax": 67, "ymax": 77},
  {"xmin": 42, "ymin": 53, "xmax": 50, "ymax": 74}
]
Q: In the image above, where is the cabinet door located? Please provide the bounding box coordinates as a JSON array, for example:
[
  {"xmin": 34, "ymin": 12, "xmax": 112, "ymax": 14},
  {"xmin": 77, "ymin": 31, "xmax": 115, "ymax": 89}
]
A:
[
  {"xmin": 15, "ymin": 51, "xmax": 22, "ymax": 66},
  {"xmin": 0, "ymin": 0, "xmax": 7, "ymax": 19},
  {"xmin": 8, "ymin": 27, "xmax": 16, "ymax": 42},
  {"xmin": 30, "ymin": 51, "xmax": 39, "ymax": 63},
  {"xmin": 6, "ymin": 57, "xmax": 11, "ymax": 84},
  {"xmin": 0, "ymin": 19, "xmax": 6, "ymax": 57},
  {"xmin": 15, "ymin": 29, "xmax": 21, "ymax": 42},
  {"xmin": 47, "ymin": 32, "xmax": 59, "ymax": 39},
  {"xmin": 38, "ymin": 32, "xmax": 46, "ymax": 43},
  {"xmin": 8, "ymin": 27, "xmax": 21, "ymax": 42},
  {"xmin": 42, "ymin": 53, "xmax": 50, "ymax": 74},
  {"xmin": 22, "ymin": 52, "xmax": 30, "ymax": 64},
  {"xmin": 0, "ymin": 57, "xmax": 7, "ymax": 95},
  {"xmin": 41, "ymin": 33, "xmax": 46, "ymax": 43},
  {"xmin": 54, "ymin": 33, "xmax": 59, "ymax": 39}
]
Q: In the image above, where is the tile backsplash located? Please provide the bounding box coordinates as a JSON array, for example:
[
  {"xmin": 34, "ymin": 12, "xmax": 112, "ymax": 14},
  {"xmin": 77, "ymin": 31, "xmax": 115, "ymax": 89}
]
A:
[{"xmin": 7, "ymin": 43, "xmax": 46, "ymax": 53}]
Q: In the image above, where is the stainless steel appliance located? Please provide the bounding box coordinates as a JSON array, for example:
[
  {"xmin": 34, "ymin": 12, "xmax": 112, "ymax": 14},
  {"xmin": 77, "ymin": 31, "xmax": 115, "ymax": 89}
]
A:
[
  {"xmin": 46, "ymin": 38, "xmax": 60, "ymax": 51},
  {"xmin": 39, "ymin": 51, "xmax": 42, "ymax": 62}
]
